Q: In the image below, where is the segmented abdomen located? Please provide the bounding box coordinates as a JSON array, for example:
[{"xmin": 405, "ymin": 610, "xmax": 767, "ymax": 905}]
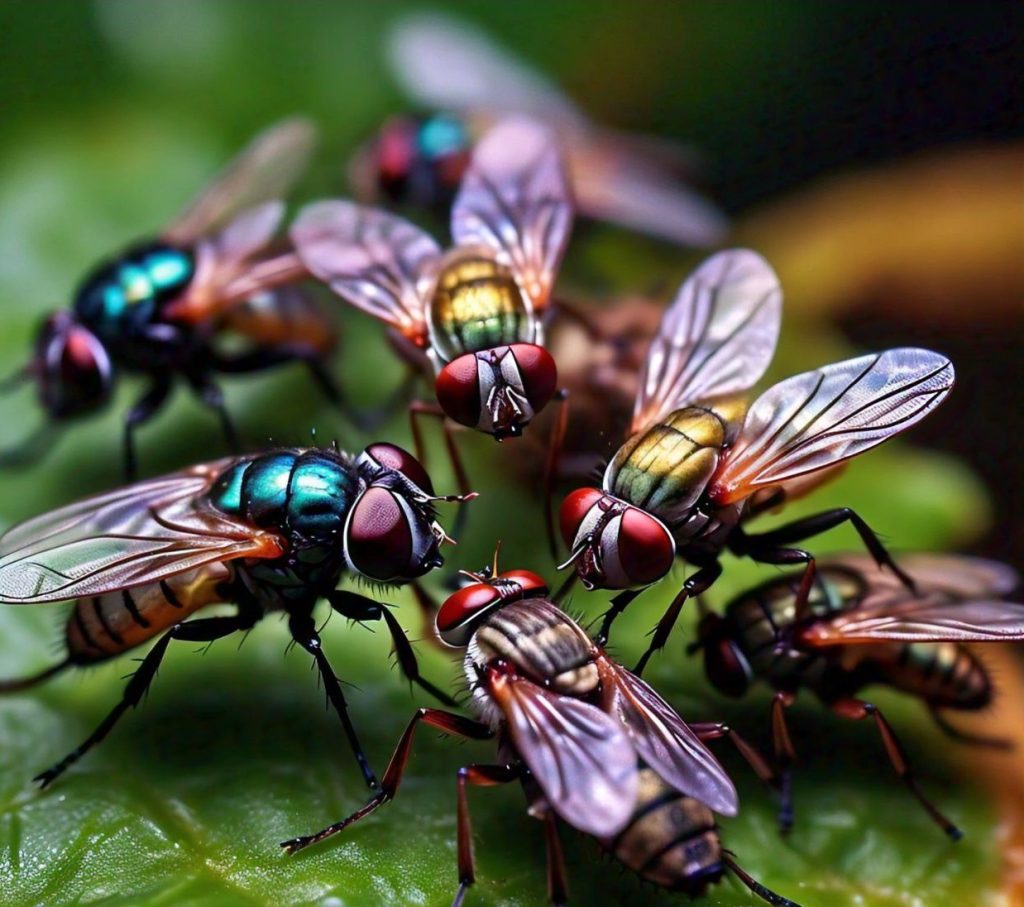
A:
[
  {"xmin": 221, "ymin": 287, "xmax": 336, "ymax": 355},
  {"xmin": 873, "ymin": 642, "xmax": 991, "ymax": 709},
  {"xmin": 66, "ymin": 563, "xmax": 230, "ymax": 663},
  {"xmin": 600, "ymin": 767, "xmax": 723, "ymax": 894}
]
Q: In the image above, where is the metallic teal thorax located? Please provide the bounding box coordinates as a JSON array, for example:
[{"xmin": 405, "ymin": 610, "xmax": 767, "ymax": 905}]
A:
[
  {"xmin": 74, "ymin": 241, "xmax": 194, "ymax": 340},
  {"xmin": 209, "ymin": 449, "xmax": 360, "ymax": 601}
]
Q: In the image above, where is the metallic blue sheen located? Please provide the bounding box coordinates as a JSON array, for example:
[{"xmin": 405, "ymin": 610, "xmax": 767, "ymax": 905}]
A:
[
  {"xmin": 242, "ymin": 452, "xmax": 297, "ymax": 523},
  {"xmin": 419, "ymin": 115, "xmax": 469, "ymax": 160},
  {"xmin": 287, "ymin": 452, "xmax": 358, "ymax": 541}
]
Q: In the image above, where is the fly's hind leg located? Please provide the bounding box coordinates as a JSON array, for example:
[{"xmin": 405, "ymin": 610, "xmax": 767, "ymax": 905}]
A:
[
  {"xmin": 34, "ymin": 610, "xmax": 256, "ymax": 788},
  {"xmin": 123, "ymin": 378, "xmax": 172, "ymax": 481}
]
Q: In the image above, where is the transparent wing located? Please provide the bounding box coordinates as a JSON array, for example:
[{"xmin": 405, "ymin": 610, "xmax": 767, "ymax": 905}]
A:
[
  {"xmin": 451, "ymin": 116, "xmax": 573, "ymax": 313},
  {"xmin": 290, "ymin": 200, "xmax": 440, "ymax": 346},
  {"xmin": 800, "ymin": 597, "xmax": 1024, "ymax": 646},
  {"xmin": 164, "ymin": 118, "xmax": 316, "ymax": 245},
  {"xmin": 570, "ymin": 144, "xmax": 728, "ymax": 248},
  {"xmin": 489, "ymin": 669, "xmax": 638, "ymax": 837},
  {"xmin": 710, "ymin": 348, "xmax": 955, "ymax": 505},
  {"xmin": 631, "ymin": 249, "xmax": 782, "ymax": 435},
  {"xmin": 0, "ymin": 461, "xmax": 285, "ymax": 603},
  {"xmin": 597, "ymin": 656, "xmax": 738, "ymax": 816},
  {"xmin": 386, "ymin": 12, "xmax": 587, "ymax": 129},
  {"xmin": 824, "ymin": 553, "xmax": 1020, "ymax": 601}
]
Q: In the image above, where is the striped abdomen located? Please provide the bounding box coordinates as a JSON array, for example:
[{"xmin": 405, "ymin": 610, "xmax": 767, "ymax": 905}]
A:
[
  {"xmin": 607, "ymin": 398, "xmax": 746, "ymax": 536},
  {"xmin": 600, "ymin": 767, "xmax": 723, "ymax": 894},
  {"xmin": 220, "ymin": 287, "xmax": 336, "ymax": 355},
  {"xmin": 66, "ymin": 563, "xmax": 230, "ymax": 663},
  {"xmin": 867, "ymin": 642, "xmax": 991, "ymax": 710},
  {"xmin": 427, "ymin": 251, "xmax": 533, "ymax": 363},
  {"xmin": 467, "ymin": 598, "xmax": 597, "ymax": 701}
]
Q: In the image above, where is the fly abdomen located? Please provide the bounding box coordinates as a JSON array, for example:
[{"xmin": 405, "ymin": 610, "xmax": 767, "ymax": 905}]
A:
[
  {"xmin": 600, "ymin": 767, "xmax": 723, "ymax": 894},
  {"xmin": 875, "ymin": 642, "xmax": 991, "ymax": 710},
  {"xmin": 66, "ymin": 563, "xmax": 230, "ymax": 663}
]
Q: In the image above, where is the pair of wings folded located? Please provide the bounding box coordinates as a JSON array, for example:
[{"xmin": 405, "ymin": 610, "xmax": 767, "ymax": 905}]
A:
[
  {"xmin": 629, "ymin": 249, "xmax": 956, "ymax": 507},
  {"xmin": 0, "ymin": 461, "xmax": 285, "ymax": 604},
  {"xmin": 290, "ymin": 116, "xmax": 574, "ymax": 348},
  {"xmin": 487, "ymin": 653, "xmax": 738, "ymax": 838},
  {"xmin": 160, "ymin": 118, "xmax": 317, "ymax": 324},
  {"xmin": 799, "ymin": 553, "xmax": 1024, "ymax": 647},
  {"xmin": 385, "ymin": 11, "xmax": 727, "ymax": 247}
]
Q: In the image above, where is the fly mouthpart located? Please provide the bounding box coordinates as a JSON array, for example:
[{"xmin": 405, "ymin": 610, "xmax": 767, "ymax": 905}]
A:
[
  {"xmin": 557, "ymin": 537, "xmax": 590, "ymax": 572},
  {"xmin": 416, "ymin": 491, "xmax": 478, "ymax": 505}
]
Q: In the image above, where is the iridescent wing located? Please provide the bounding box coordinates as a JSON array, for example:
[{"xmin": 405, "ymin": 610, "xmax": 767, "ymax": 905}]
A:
[
  {"xmin": 487, "ymin": 666, "xmax": 638, "ymax": 837},
  {"xmin": 386, "ymin": 12, "xmax": 587, "ymax": 130},
  {"xmin": 290, "ymin": 200, "xmax": 441, "ymax": 347},
  {"xmin": 0, "ymin": 461, "xmax": 285, "ymax": 603},
  {"xmin": 824, "ymin": 553, "xmax": 1020, "ymax": 601},
  {"xmin": 163, "ymin": 118, "xmax": 316, "ymax": 245},
  {"xmin": 631, "ymin": 249, "xmax": 782, "ymax": 435},
  {"xmin": 710, "ymin": 348, "xmax": 955, "ymax": 505},
  {"xmin": 596, "ymin": 656, "xmax": 738, "ymax": 816},
  {"xmin": 570, "ymin": 143, "xmax": 728, "ymax": 248},
  {"xmin": 450, "ymin": 117, "xmax": 573, "ymax": 313},
  {"xmin": 800, "ymin": 597, "xmax": 1024, "ymax": 646}
]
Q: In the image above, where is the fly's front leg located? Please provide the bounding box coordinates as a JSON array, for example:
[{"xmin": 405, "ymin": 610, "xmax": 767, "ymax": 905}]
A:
[
  {"xmin": 634, "ymin": 561, "xmax": 722, "ymax": 676},
  {"xmin": 187, "ymin": 374, "xmax": 239, "ymax": 455},
  {"xmin": 770, "ymin": 691, "xmax": 797, "ymax": 834},
  {"xmin": 281, "ymin": 708, "xmax": 493, "ymax": 855},
  {"xmin": 453, "ymin": 762, "xmax": 522, "ymax": 907},
  {"xmin": 123, "ymin": 378, "xmax": 172, "ymax": 480},
  {"xmin": 328, "ymin": 590, "xmax": 458, "ymax": 707},
  {"xmin": 595, "ymin": 587, "xmax": 644, "ymax": 647},
  {"xmin": 690, "ymin": 721, "xmax": 778, "ymax": 788},
  {"xmin": 35, "ymin": 611, "xmax": 255, "ymax": 788},
  {"xmin": 409, "ymin": 400, "xmax": 472, "ymax": 537},
  {"xmin": 288, "ymin": 611, "xmax": 378, "ymax": 790}
]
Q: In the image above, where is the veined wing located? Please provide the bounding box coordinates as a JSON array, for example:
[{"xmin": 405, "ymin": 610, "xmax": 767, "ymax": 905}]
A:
[
  {"xmin": 597, "ymin": 656, "xmax": 738, "ymax": 816},
  {"xmin": 487, "ymin": 665, "xmax": 638, "ymax": 837},
  {"xmin": 800, "ymin": 596, "xmax": 1024, "ymax": 646},
  {"xmin": 710, "ymin": 348, "xmax": 954, "ymax": 505},
  {"xmin": 0, "ymin": 461, "xmax": 285, "ymax": 603},
  {"xmin": 631, "ymin": 249, "xmax": 781, "ymax": 435},
  {"xmin": 823, "ymin": 552, "xmax": 1020, "ymax": 601},
  {"xmin": 386, "ymin": 12, "xmax": 587, "ymax": 130},
  {"xmin": 290, "ymin": 200, "xmax": 440, "ymax": 347},
  {"xmin": 164, "ymin": 118, "xmax": 316, "ymax": 245},
  {"xmin": 451, "ymin": 116, "xmax": 573, "ymax": 313}
]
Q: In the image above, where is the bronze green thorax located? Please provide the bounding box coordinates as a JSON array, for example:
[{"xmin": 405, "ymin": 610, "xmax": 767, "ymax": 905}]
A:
[
  {"xmin": 605, "ymin": 395, "xmax": 748, "ymax": 532},
  {"xmin": 427, "ymin": 248, "xmax": 535, "ymax": 363}
]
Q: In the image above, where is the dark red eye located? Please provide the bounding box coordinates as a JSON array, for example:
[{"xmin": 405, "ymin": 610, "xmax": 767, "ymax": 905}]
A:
[
  {"xmin": 364, "ymin": 442, "xmax": 434, "ymax": 494},
  {"xmin": 345, "ymin": 486, "xmax": 442, "ymax": 582},
  {"xmin": 435, "ymin": 354, "xmax": 481, "ymax": 428},
  {"xmin": 436, "ymin": 583, "xmax": 501, "ymax": 647},
  {"xmin": 509, "ymin": 344, "xmax": 557, "ymax": 414},
  {"xmin": 559, "ymin": 487, "xmax": 605, "ymax": 549},
  {"xmin": 36, "ymin": 316, "xmax": 112, "ymax": 418},
  {"xmin": 704, "ymin": 639, "xmax": 752, "ymax": 698},
  {"xmin": 616, "ymin": 508, "xmax": 675, "ymax": 587},
  {"xmin": 497, "ymin": 569, "xmax": 548, "ymax": 598}
]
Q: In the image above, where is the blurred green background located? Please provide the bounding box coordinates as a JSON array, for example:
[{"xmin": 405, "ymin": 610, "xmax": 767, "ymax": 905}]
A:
[{"xmin": 0, "ymin": 2, "xmax": 1019, "ymax": 905}]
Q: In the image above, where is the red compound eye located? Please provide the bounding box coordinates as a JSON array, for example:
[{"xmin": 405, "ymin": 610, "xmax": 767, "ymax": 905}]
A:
[
  {"xmin": 615, "ymin": 508, "xmax": 676, "ymax": 587},
  {"xmin": 559, "ymin": 487, "xmax": 604, "ymax": 549},
  {"xmin": 364, "ymin": 442, "xmax": 434, "ymax": 494},
  {"xmin": 37, "ymin": 316, "xmax": 112, "ymax": 418},
  {"xmin": 435, "ymin": 354, "xmax": 482, "ymax": 428},
  {"xmin": 346, "ymin": 487, "xmax": 414, "ymax": 582},
  {"xmin": 436, "ymin": 583, "xmax": 502, "ymax": 647},
  {"xmin": 509, "ymin": 344, "xmax": 557, "ymax": 415}
]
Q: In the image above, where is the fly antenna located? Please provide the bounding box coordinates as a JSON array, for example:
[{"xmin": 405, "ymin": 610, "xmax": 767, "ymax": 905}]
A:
[{"xmin": 557, "ymin": 537, "xmax": 589, "ymax": 571}]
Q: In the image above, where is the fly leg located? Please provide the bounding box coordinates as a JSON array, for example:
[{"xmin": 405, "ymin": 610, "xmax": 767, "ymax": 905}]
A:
[
  {"xmin": 0, "ymin": 659, "xmax": 69, "ymax": 692},
  {"xmin": 280, "ymin": 708, "xmax": 493, "ymax": 855},
  {"xmin": 287, "ymin": 611, "xmax": 380, "ymax": 790},
  {"xmin": 409, "ymin": 400, "xmax": 473, "ymax": 538},
  {"xmin": 34, "ymin": 611, "xmax": 256, "ymax": 788},
  {"xmin": 930, "ymin": 708, "xmax": 1012, "ymax": 750},
  {"xmin": 327, "ymin": 590, "xmax": 458, "ymax": 707},
  {"xmin": 407, "ymin": 581, "xmax": 450, "ymax": 654},
  {"xmin": 123, "ymin": 377, "xmax": 172, "ymax": 480},
  {"xmin": 453, "ymin": 762, "xmax": 523, "ymax": 907},
  {"xmin": 831, "ymin": 697, "xmax": 962, "ymax": 841},
  {"xmin": 595, "ymin": 587, "xmax": 645, "ymax": 647},
  {"xmin": 634, "ymin": 561, "xmax": 722, "ymax": 676},
  {"xmin": 690, "ymin": 721, "xmax": 778, "ymax": 788},
  {"xmin": 543, "ymin": 389, "xmax": 570, "ymax": 561},
  {"xmin": 737, "ymin": 507, "xmax": 916, "ymax": 618},
  {"xmin": 770, "ymin": 691, "xmax": 798, "ymax": 834},
  {"xmin": 357, "ymin": 367, "xmax": 421, "ymax": 431},
  {"xmin": 542, "ymin": 813, "xmax": 569, "ymax": 907},
  {"xmin": 187, "ymin": 374, "xmax": 240, "ymax": 455}
]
